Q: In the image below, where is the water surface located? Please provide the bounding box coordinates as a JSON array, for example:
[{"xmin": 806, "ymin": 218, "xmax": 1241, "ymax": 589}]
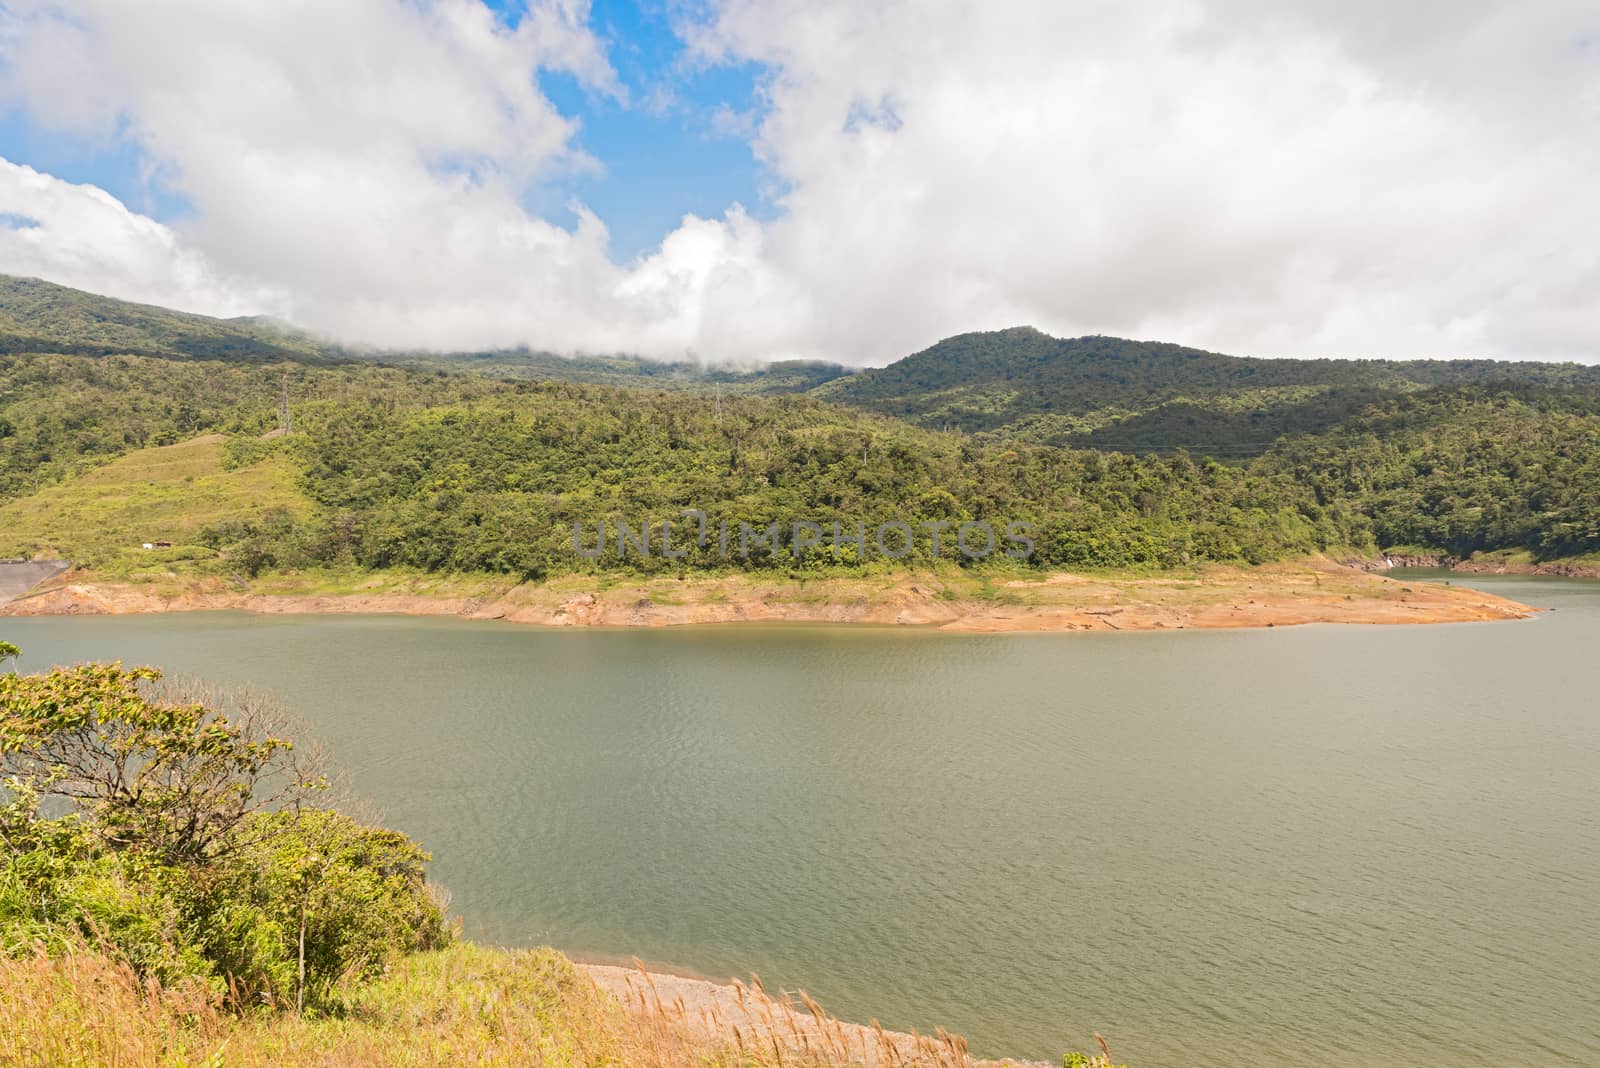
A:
[{"xmin": 4, "ymin": 573, "xmax": 1597, "ymax": 1066}]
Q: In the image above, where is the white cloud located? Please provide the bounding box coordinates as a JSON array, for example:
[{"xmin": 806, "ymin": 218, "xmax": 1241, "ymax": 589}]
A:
[
  {"xmin": 1, "ymin": 0, "xmax": 1598, "ymax": 363},
  {"xmin": 0, "ymin": 157, "xmax": 286, "ymax": 316},
  {"xmin": 689, "ymin": 0, "xmax": 1600, "ymax": 362},
  {"xmin": 0, "ymin": 0, "xmax": 685, "ymax": 352}
]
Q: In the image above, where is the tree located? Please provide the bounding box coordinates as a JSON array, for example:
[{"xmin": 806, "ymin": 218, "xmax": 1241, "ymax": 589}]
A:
[
  {"xmin": 0, "ymin": 663, "xmax": 325, "ymax": 861},
  {"xmin": 0, "ymin": 642, "xmax": 18, "ymax": 670}
]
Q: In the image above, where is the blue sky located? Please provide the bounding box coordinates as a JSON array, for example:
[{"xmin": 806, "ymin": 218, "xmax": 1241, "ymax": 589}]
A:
[
  {"xmin": 0, "ymin": 0, "xmax": 771, "ymax": 261},
  {"xmin": 0, "ymin": 109, "xmax": 192, "ymax": 222},
  {"xmin": 532, "ymin": 0, "xmax": 775, "ymax": 259}
]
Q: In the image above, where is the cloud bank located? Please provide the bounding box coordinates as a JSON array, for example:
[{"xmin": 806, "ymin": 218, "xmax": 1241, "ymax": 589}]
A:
[{"xmin": 1, "ymin": 0, "xmax": 1598, "ymax": 363}]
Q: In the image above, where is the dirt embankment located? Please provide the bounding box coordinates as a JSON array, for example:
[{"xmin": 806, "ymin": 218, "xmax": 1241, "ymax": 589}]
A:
[
  {"xmin": 0, "ymin": 560, "xmax": 1538, "ymax": 633},
  {"xmin": 582, "ymin": 961, "xmax": 1049, "ymax": 1068}
]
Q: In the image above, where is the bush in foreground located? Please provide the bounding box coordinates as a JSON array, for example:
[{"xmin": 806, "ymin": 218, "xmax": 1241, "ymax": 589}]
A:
[{"xmin": 0, "ymin": 660, "xmax": 449, "ymax": 1012}]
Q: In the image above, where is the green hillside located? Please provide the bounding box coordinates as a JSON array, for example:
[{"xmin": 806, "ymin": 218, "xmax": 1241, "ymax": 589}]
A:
[
  {"xmin": 817, "ymin": 327, "xmax": 1600, "ymax": 455},
  {"xmin": 1258, "ymin": 386, "xmax": 1600, "ymax": 558},
  {"xmin": 402, "ymin": 348, "xmax": 851, "ymax": 394},
  {"xmin": 3, "ymin": 276, "xmax": 1600, "ymax": 574},
  {"xmin": 0, "ymin": 386, "xmax": 1369, "ymax": 578},
  {"xmin": 0, "ymin": 275, "xmax": 334, "ymax": 364},
  {"xmin": 0, "ymin": 273, "xmax": 850, "ymax": 395}
]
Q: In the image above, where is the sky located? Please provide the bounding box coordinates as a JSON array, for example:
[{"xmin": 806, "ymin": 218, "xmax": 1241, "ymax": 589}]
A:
[{"xmin": 0, "ymin": 1, "xmax": 1596, "ymax": 366}]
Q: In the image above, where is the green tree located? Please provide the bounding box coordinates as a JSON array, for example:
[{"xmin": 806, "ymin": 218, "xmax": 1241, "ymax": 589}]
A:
[{"xmin": 0, "ymin": 663, "xmax": 323, "ymax": 862}]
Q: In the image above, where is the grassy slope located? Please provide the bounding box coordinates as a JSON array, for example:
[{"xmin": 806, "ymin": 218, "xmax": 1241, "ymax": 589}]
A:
[
  {"xmin": 1, "ymin": 943, "xmax": 666, "ymax": 1067},
  {"xmin": 0, "ymin": 942, "xmax": 1071, "ymax": 1067},
  {"xmin": 0, "ymin": 434, "xmax": 312, "ymax": 567}
]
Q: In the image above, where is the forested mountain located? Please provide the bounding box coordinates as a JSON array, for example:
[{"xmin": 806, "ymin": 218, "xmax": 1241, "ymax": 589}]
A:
[
  {"xmin": 0, "ymin": 275, "xmax": 848, "ymax": 393},
  {"xmin": 818, "ymin": 327, "xmax": 1600, "ymax": 456},
  {"xmin": 0, "ymin": 350, "xmax": 1364, "ymax": 574},
  {"xmin": 0, "ymin": 276, "xmax": 333, "ymax": 364},
  {"xmin": 2, "ymin": 277, "xmax": 1598, "ymax": 576}
]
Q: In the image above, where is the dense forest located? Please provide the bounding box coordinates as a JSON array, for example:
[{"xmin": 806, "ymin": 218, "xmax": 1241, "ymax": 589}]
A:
[
  {"xmin": 2, "ymin": 275, "xmax": 1599, "ymax": 578},
  {"xmin": 820, "ymin": 327, "xmax": 1600, "ymax": 455},
  {"xmin": 264, "ymin": 386, "xmax": 1359, "ymax": 575},
  {"xmin": 1259, "ymin": 387, "xmax": 1600, "ymax": 558}
]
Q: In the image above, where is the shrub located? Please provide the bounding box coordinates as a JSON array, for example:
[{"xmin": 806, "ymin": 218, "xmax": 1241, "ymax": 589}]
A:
[
  {"xmin": 183, "ymin": 809, "xmax": 451, "ymax": 1010},
  {"xmin": 0, "ymin": 661, "xmax": 451, "ymax": 1013}
]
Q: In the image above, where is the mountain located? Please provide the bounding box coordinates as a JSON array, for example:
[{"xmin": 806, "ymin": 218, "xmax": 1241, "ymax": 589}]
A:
[
  {"xmin": 0, "ymin": 275, "xmax": 336, "ymax": 364},
  {"xmin": 5, "ymin": 277, "xmax": 1600, "ymax": 570},
  {"xmin": 396, "ymin": 348, "xmax": 851, "ymax": 395},
  {"xmin": 0, "ymin": 274, "xmax": 850, "ymax": 394},
  {"xmin": 816, "ymin": 327, "xmax": 1600, "ymax": 456}
]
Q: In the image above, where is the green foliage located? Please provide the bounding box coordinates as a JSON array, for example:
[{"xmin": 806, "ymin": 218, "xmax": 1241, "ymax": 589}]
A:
[
  {"xmin": 257, "ymin": 386, "xmax": 1363, "ymax": 575},
  {"xmin": 0, "ymin": 811, "xmax": 449, "ymax": 1011},
  {"xmin": 0, "ymin": 818, "xmax": 216, "ymax": 984},
  {"xmin": 0, "ymin": 642, "xmax": 17, "ymax": 669},
  {"xmin": 1062, "ymin": 1054, "xmax": 1126, "ymax": 1068},
  {"xmin": 0, "ymin": 663, "xmax": 316, "ymax": 862},
  {"xmin": 182, "ymin": 810, "xmax": 450, "ymax": 1009},
  {"xmin": 1260, "ymin": 387, "xmax": 1600, "ymax": 558},
  {"xmin": 0, "ymin": 662, "xmax": 449, "ymax": 1012},
  {"xmin": 821, "ymin": 327, "xmax": 1600, "ymax": 453}
]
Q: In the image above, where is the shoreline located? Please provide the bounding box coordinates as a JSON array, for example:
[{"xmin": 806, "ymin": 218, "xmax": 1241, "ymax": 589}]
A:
[
  {"xmin": 0, "ymin": 560, "xmax": 1538, "ymax": 633},
  {"xmin": 577, "ymin": 959, "xmax": 1051, "ymax": 1068},
  {"xmin": 1352, "ymin": 552, "xmax": 1600, "ymax": 580}
]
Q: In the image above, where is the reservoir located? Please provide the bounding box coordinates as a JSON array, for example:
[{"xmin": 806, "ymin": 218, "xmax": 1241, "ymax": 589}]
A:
[{"xmin": 3, "ymin": 573, "xmax": 1597, "ymax": 1066}]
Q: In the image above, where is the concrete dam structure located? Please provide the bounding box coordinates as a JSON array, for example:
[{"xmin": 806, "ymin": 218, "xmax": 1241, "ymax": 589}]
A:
[{"xmin": 0, "ymin": 560, "xmax": 71, "ymax": 602}]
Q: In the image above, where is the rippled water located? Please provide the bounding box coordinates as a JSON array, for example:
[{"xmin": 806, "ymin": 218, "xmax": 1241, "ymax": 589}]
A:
[{"xmin": 5, "ymin": 573, "xmax": 1598, "ymax": 1066}]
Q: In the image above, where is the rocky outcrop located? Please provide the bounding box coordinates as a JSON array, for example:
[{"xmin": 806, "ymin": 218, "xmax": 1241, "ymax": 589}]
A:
[
  {"xmin": 1346, "ymin": 553, "xmax": 1456, "ymax": 572},
  {"xmin": 1348, "ymin": 551, "xmax": 1600, "ymax": 578},
  {"xmin": 1451, "ymin": 557, "xmax": 1600, "ymax": 578}
]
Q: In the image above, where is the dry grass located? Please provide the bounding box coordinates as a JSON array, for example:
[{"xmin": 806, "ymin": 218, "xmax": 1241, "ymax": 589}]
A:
[
  {"xmin": 0, "ymin": 944, "xmax": 1108, "ymax": 1068},
  {"xmin": 0, "ymin": 948, "xmax": 220, "ymax": 1068}
]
